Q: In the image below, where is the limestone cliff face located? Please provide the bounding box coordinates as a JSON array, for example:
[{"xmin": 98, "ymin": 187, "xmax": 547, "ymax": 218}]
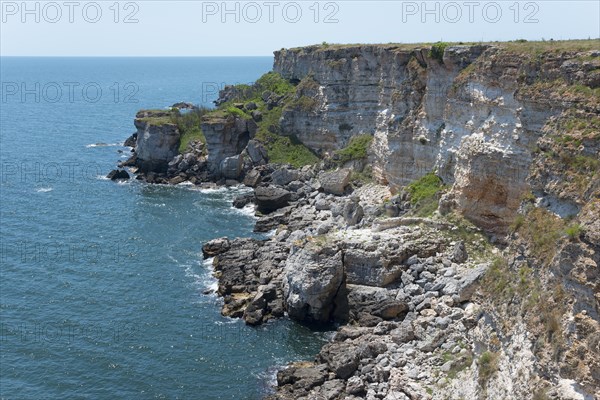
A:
[
  {"xmin": 201, "ymin": 113, "xmax": 256, "ymax": 179},
  {"xmin": 134, "ymin": 110, "xmax": 180, "ymax": 173},
  {"xmin": 274, "ymin": 44, "xmax": 599, "ymax": 234}
]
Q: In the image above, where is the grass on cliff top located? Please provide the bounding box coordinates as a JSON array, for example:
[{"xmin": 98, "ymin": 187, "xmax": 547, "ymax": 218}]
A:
[
  {"xmin": 284, "ymin": 39, "xmax": 599, "ymax": 55},
  {"xmin": 212, "ymin": 71, "xmax": 319, "ymax": 167},
  {"xmin": 218, "ymin": 72, "xmax": 296, "ymax": 106},
  {"xmin": 137, "ymin": 109, "xmax": 177, "ymax": 126}
]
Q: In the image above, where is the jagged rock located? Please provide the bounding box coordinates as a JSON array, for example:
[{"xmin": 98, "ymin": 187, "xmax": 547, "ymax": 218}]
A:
[
  {"xmin": 123, "ymin": 132, "xmax": 137, "ymax": 147},
  {"xmin": 106, "ymin": 169, "xmax": 130, "ymax": 181},
  {"xmin": 255, "ymin": 186, "xmax": 291, "ymax": 213},
  {"xmin": 341, "ymin": 199, "xmax": 363, "ymax": 226},
  {"xmin": 202, "ymin": 237, "xmax": 230, "ymax": 258},
  {"xmin": 318, "ymin": 169, "xmax": 352, "ymax": 195},
  {"xmin": 276, "ymin": 363, "xmax": 328, "ymax": 389},
  {"xmin": 246, "ymin": 140, "xmax": 268, "ymax": 165},
  {"xmin": 271, "ymin": 167, "xmax": 299, "ymax": 186},
  {"xmin": 346, "ymin": 285, "xmax": 407, "ymax": 321},
  {"xmin": 232, "ymin": 192, "xmax": 254, "ymax": 209},
  {"xmin": 251, "ymin": 110, "xmax": 262, "ymax": 122},
  {"xmin": 318, "ymin": 342, "xmax": 360, "ymax": 379},
  {"xmin": 171, "ymin": 101, "xmax": 196, "ymax": 109},
  {"xmin": 283, "ymin": 244, "xmax": 344, "ymax": 323},
  {"xmin": 243, "ymin": 168, "xmax": 262, "ymax": 187},
  {"xmin": 451, "ymin": 241, "xmax": 468, "ymax": 263}
]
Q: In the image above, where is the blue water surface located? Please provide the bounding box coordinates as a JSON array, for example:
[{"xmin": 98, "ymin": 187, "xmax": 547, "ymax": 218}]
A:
[{"xmin": 0, "ymin": 57, "xmax": 327, "ymax": 399}]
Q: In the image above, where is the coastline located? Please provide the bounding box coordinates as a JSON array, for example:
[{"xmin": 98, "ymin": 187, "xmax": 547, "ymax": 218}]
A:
[{"xmin": 111, "ymin": 40, "xmax": 600, "ymax": 399}]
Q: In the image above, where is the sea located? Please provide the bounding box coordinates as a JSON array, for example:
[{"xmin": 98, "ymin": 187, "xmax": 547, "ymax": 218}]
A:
[{"xmin": 0, "ymin": 57, "xmax": 328, "ymax": 399}]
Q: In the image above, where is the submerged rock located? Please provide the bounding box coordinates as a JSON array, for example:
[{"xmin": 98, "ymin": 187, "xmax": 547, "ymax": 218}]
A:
[{"xmin": 106, "ymin": 169, "xmax": 130, "ymax": 181}]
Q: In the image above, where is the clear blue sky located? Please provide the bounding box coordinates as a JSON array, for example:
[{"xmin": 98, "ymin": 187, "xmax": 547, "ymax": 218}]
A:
[{"xmin": 1, "ymin": 1, "xmax": 598, "ymax": 56}]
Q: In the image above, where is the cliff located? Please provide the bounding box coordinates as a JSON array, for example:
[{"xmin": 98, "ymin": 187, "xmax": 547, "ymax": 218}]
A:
[
  {"xmin": 118, "ymin": 40, "xmax": 600, "ymax": 400},
  {"xmin": 273, "ymin": 41, "xmax": 599, "ymax": 235}
]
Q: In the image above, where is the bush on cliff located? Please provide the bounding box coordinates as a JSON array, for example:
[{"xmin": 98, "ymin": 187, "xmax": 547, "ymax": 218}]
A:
[
  {"xmin": 172, "ymin": 107, "xmax": 211, "ymax": 153},
  {"xmin": 405, "ymin": 172, "xmax": 445, "ymax": 216},
  {"xmin": 255, "ymin": 106, "xmax": 319, "ymax": 167},
  {"xmin": 334, "ymin": 134, "xmax": 373, "ymax": 164},
  {"xmin": 430, "ymin": 42, "xmax": 449, "ymax": 64}
]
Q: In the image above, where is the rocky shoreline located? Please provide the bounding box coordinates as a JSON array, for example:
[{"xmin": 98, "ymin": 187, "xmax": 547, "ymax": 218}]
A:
[{"xmin": 111, "ymin": 41, "xmax": 600, "ymax": 399}]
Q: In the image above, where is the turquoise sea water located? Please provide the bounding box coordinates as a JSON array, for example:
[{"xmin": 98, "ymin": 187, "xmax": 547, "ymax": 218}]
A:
[{"xmin": 0, "ymin": 57, "xmax": 328, "ymax": 399}]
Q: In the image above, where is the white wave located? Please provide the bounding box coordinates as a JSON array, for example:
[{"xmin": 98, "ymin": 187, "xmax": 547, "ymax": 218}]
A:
[
  {"xmin": 265, "ymin": 229, "xmax": 277, "ymax": 238},
  {"xmin": 194, "ymin": 186, "xmax": 229, "ymax": 194},
  {"xmin": 214, "ymin": 318, "xmax": 238, "ymax": 325},
  {"xmin": 36, "ymin": 187, "xmax": 53, "ymax": 193},
  {"xmin": 96, "ymin": 175, "xmax": 110, "ymax": 181},
  {"xmin": 232, "ymin": 203, "xmax": 256, "ymax": 218},
  {"xmin": 85, "ymin": 142, "xmax": 120, "ymax": 148},
  {"xmin": 177, "ymin": 181, "xmax": 194, "ymax": 186}
]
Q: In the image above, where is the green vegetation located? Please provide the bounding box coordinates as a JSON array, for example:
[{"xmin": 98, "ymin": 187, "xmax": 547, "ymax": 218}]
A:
[
  {"xmin": 285, "ymin": 39, "xmax": 599, "ymax": 55},
  {"xmin": 217, "ymin": 72, "xmax": 295, "ymax": 106},
  {"xmin": 405, "ymin": 172, "xmax": 445, "ymax": 217},
  {"xmin": 172, "ymin": 107, "xmax": 211, "ymax": 153},
  {"xmin": 478, "ymin": 351, "xmax": 499, "ymax": 386},
  {"xmin": 225, "ymin": 106, "xmax": 252, "ymax": 120},
  {"xmin": 334, "ymin": 134, "xmax": 373, "ymax": 164},
  {"xmin": 430, "ymin": 42, "xmax": 449, "ymax": 63},
  {"xmin": 254, "ymin": 106, "xmax": 319, "ymax": 167},
  {"xmin": 517, "ymin": 207, "xmax": 565, "ymax": 265},
  {"xmin": 136, "ymin": 109, "xmax": 177, "ymax": 126},
  {"xmin": 407, "ymin": 172, "xmax": 444, "ymax": 204},
  {"xmin": 350, "ymin": 166, "xmax": 374, "ymax": 185},
  {"xmin": 202, "ymin": 72, "xmax": 319, "ymax": 167},
  {"xmin": 285, "ymin": 95, "xmax": 318, "ymax": 112},
  {"xmin": 564, "ymin": 223, "xmax": 582, "ymax": 241}
]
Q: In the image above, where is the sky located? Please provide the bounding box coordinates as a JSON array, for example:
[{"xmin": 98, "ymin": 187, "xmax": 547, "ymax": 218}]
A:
[{"xmin": 1, "ymin": 0, "xmax": 599, "ymax": 56}]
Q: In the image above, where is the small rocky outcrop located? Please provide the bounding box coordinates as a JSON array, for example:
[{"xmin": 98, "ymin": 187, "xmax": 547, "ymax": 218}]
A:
[
  {"xmin": 282, "ymin": 243, "xmax": 345, "ymax": 324},
  {"xmin": 201, "ymin": 113, "xmax": 256, "ymax": 178},
  {"xmin": 133, "ymin": 110, "xmax": 180, "ymax": 173},
  {"xmin": 106, "ymin": 169, "xmax": 130, "ymax": 181}
]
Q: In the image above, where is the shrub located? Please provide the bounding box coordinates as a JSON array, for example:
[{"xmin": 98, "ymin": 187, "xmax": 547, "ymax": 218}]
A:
[
  {"xmin": 254, "ymin": 106, "xmax": 319, "ymax": 167},
  {"xmin": 335, "ymin": 134, "xmax": 373, "ymax": 164},
  {"xmin": 518, "ymin": 207, "xmax": 565, "ymax": 265},
  {"xmin": 286, "ymin": 96, "xmax": 318, "ymax": 112},
  {"xmin": 478, "ymin": 351, "xmax": 499, "ymax": 386},
  {"xmin": 172, "ymin": 107, "xmax": 211, "ymax": 153},
  {"xmin": 430, "ymin": 42, "xmax": 449, "ymax": 63},
  {"xmin": 255, "ymin": 72, "xmax": 295, "ymax": 96},
  {"xmin": 407, "ymin": 172, "xmax": 443, "ymax": 205},
  {"xmin": 564, "ymin": 223, "xmax": 582, "ymax": 241}
]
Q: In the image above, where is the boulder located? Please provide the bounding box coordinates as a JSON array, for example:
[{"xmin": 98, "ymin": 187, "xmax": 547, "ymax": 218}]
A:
[
  {"xmin": 106, "ymin": 169, "xmax": 130, "ymax": 181},
  {"xmin": 271, "ymin": 167, "xmax": 299, "ymax": 186},
  {"xmin": 255, "ymin": 186, "xmax": 291, "ymax": 213},
  {"xmin": 283, "ymin": 244, "xmax": 344, "ymax": 323},
  {"xmin": 220, "ymin": 154, "xmax": 243, "ymax": 179},
  {"xmin": 318, "ymin": 169, "xmax": 352, "ymax": 195}
]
